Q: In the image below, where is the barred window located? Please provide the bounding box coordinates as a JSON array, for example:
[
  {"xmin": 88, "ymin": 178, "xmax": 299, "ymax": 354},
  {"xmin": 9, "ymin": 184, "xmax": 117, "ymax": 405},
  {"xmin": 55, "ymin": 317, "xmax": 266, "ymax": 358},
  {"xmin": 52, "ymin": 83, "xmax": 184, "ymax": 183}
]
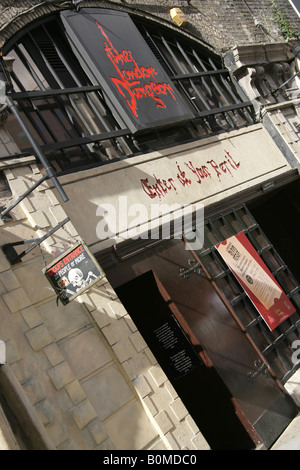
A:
[{"xmin": 3, "ymin": 11, "xmax": 255, "ymax": 175}]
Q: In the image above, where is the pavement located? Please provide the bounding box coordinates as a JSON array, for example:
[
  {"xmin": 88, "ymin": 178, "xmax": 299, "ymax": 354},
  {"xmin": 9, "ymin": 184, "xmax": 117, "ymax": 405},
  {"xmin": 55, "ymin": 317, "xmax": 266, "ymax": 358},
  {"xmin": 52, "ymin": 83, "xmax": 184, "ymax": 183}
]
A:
[{"xmin": 270, "ymin": 413, "xmax": 300, "ymax": 450}]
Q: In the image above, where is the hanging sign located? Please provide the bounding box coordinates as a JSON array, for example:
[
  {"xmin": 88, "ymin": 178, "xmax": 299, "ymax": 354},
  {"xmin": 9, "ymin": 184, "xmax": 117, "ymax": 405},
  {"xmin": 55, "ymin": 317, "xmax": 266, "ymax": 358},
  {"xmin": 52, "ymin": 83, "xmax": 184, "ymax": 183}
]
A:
[
  {"xmin": 60, "ymin": 9, "xmax": 193, "ymax": 133},
  {"xmin": 43, "ymin": 241, "xmax": 105, "ymax": 305},
  {"xmin": 215, "ymin": 232, "xmax": 295, "ymax": 331}
]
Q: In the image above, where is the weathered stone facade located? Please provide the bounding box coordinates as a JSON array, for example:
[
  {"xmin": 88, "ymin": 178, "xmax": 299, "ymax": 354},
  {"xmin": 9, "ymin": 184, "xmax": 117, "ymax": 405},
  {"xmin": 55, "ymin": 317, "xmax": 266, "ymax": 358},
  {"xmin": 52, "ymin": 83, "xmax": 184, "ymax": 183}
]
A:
[
  {"xmin": 1, "ymin": 0, "xmax": 300, "ymax": 52},
  {"xmin": 0, "ymin": 159, "xmax": 210, "ymax": 450}
]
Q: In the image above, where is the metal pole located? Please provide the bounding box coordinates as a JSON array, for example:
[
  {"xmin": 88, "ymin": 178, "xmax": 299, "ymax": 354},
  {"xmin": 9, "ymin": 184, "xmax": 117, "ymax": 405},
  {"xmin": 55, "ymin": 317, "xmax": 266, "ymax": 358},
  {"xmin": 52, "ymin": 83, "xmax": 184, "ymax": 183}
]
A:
[
  {"xmin": 0, "ymin": 174, "xmax": 48, "ymax": 219},
  {"xmin": 272, "ymin": 70, "xmax": 300, "ymax": 95},
  {"xmin": 5, "ymin": 95, "xmax": 68, "ymax": 203}
]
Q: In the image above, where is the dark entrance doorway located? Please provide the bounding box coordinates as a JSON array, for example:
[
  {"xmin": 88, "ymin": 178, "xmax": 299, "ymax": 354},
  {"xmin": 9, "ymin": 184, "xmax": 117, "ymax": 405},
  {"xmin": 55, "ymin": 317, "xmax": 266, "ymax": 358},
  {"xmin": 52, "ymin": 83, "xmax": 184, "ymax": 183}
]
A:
[
  {"xmin": 106, "ymin": 231, "xmax": 298, "ymax": 449},
  {"xmin": 116, "ymin": 270, "xmax": 256, "ymax": 450},
  {"xmin": 101, "ymin": 186, "xmax": 300, "ymax": 450}
]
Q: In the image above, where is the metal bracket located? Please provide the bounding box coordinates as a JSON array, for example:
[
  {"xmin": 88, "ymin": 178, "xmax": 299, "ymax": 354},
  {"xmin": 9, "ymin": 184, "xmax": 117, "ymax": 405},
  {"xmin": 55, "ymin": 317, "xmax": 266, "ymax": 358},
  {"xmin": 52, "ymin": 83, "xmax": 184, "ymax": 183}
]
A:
[
  {"xmin": 271, "ymin": 69, "xmax": 300, "ymax": 96},
  {"xmin": 180, "ymin": 259, "xmax": 202, "ymax": 279},
  {"xmin": 0, "ymin": 174, "xmax": 48, "ymax": 220},
  {"xmin": 54, "ymin": 0, "xmax": 84, "ymax": 11},
  {"xmin": 0, "ymin": 56, "xmax": 68, "ymax": 204},
  {"xmin": 1, "ymin": 217, "xmax": 70, "ymax": 265},
  {"xmin": 247, "ymin": 359, "xmax": 269, "ymax": 383}
]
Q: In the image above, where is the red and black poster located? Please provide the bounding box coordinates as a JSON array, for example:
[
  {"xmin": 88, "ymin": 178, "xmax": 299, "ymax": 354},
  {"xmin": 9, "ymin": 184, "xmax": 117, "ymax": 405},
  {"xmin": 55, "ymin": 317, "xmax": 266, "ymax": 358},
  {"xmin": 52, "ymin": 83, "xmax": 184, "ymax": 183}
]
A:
[
  {"xmin": 60, "ymin": 9, "xmax": 193, "ymax": 133},
  {"xmin": 216, "ymin": 232, "xmax": 295, "ymax": 331},
  {"xmin": 43, "ymin": 242, "xmax": 104, "ymax": 305}
]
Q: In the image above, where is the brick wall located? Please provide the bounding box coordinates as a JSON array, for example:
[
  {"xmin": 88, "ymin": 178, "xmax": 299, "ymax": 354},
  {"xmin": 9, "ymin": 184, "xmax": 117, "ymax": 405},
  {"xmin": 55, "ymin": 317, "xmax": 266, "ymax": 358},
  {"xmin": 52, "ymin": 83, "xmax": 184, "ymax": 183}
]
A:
[{"xmin": 1, "ymin": 0, "xmax": 300, "ymax": 52}]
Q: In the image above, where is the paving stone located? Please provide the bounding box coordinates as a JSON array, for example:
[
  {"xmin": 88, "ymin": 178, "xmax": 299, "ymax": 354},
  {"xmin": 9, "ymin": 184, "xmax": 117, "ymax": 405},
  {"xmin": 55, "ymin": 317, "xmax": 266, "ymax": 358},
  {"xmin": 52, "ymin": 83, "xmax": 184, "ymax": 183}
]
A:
[
  {"xmin": 0, "ymin": 271, "xmax": 21, "ymax": 291},
  {"xmin": 21, "ymin": 306, "xmax": 43, "ymax": 329},
  {"xmin": 43, "ymin": 343, "xmax": 65, "ymax": 367},
  {"xmin": 70, "ymin": 399, "xmax": 97, "ymax": 430},
  {"xmin": 66, "ymin": 380, "xmax": 87, "ymax": 405},
  {"xmin": 2, "ymin": 287, "xmax": 31, "ymax": 313},
  {"xmin": 87, "ymin": 419, "xmax": 108, "ymax": 446},
  {"xmin": 104, "ymin": 401, "xmax": 158, "ymax": 450},
  {"xmin": 149, "ymin": 364, "xmax": 168, "ymax": 387},
  {"xmin": 154, "ymin": 410, "xmax": 174, "ymax": 434},
  {"xmin": 59, "ymin": 328, "xmax": 112, "ymax": 380},
  {"xmin": 170, "ymin": 398, "xmax": 189, "ymax": 422},
  {"xmin": 25, "ymin": 324, "xmax": 53, "ymax": 351},
  {"xmin": 47, "ymin": 362, "xmax": 76, "ymax": 391}
]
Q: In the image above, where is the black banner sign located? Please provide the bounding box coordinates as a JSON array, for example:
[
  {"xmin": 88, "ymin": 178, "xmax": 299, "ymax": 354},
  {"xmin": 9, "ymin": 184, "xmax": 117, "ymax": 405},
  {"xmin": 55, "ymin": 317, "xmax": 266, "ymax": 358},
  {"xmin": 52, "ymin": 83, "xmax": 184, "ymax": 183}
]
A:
[
  {"xmin": 60, "ymin": 9, "xmax": 193, "ymax": 133},
  {"xmin": 151, "ymin": 315, "xmax": 203, "ymax": 380},
  {"xmin": 43, "ymin": 242, "xmax": 104, "ymax": 305}
]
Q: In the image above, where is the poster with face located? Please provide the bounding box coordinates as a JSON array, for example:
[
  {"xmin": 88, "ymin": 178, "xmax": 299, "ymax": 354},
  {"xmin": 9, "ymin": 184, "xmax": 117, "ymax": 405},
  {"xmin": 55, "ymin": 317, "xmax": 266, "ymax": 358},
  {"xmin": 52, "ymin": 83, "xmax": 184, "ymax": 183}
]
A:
[{"xmin": 43, "ymin": 241, "xmax": 105, "ymax": 305}]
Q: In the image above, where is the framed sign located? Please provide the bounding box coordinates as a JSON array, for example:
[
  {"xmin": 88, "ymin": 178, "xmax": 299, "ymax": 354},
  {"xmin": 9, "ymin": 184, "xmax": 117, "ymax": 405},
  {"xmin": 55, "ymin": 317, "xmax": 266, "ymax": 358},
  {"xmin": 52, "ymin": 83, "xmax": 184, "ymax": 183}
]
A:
[
  {"xmin": 216, "ymin": 232, "xmax": 296, "ymax": 331},
  {"xmin": 60, "ymin": 9, "xmax": 193, "ymax": 133},
  {"xmin": 150, "ymin": 315, "xmax": 203, "ymax": 380},
  {"xmin": 43, "ymin": 241, "xmax": 105, "ymax": 305}
]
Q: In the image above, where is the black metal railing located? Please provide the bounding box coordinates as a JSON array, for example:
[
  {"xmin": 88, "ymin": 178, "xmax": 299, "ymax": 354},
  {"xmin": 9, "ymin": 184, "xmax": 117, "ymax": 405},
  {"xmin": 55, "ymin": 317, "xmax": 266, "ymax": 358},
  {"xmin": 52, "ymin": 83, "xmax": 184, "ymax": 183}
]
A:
[{"xmin": 2, "ymin": 14, "xmax": 255, "ymax": 175}]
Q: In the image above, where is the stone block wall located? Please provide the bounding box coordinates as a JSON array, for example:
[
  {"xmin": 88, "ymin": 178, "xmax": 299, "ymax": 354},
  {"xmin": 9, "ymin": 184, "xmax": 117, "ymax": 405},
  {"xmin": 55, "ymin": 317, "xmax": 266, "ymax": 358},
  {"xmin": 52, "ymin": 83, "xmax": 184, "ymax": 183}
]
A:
[
  {"xmin": 1, "ymin": 0, "xmax": 300, "ymax": 53},
  {"xmin": 0, "ymin": 158, "xmax": 209, "ymax": 450},
  {"xmin": 0, "ymin": 0, "xmax": 299, "ymax": 452}
]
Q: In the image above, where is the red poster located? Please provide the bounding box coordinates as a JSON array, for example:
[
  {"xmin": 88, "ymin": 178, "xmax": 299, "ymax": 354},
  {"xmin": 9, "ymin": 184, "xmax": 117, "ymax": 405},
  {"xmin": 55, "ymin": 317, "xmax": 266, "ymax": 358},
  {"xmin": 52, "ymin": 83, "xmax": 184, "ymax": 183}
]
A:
[{"xmin": 216, "ymin": 232, "xmax": 295, "ymax": 331}]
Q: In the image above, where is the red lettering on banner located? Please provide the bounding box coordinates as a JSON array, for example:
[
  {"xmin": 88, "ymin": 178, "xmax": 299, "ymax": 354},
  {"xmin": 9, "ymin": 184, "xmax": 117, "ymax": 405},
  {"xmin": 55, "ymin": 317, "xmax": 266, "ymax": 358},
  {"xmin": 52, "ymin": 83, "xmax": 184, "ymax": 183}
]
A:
[{"xmin": 96, "ymin": 21, "xmax": 176, "ymax": 117}]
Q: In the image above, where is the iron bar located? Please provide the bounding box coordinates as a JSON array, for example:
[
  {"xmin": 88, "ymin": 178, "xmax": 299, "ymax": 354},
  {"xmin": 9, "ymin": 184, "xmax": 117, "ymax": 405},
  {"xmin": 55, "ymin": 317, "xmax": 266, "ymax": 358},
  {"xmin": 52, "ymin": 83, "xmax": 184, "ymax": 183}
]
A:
[
  {"xmin": 22, "ymin": 129, "xmax": 131, "ymax": 154},
  {"xmin": 1, "ymin": 217, "xmax": 70, "ymax": 264},
  {"xmin": 0, "ymin": 174, "xmax": 48, "ymax": 219},
  {"xmin": 4, "ymin": 95, "xmax": 68, "ymax": 202},
  {"xmin": 272, "ymin": 70, "xmax": 300, "ymax": 95},
  {"xmin": 170, "ymin": 69, "xmax": 228, "ymax": 80},
  {"xmin": 10, "ymin": 86, "xmax": 103, "ymax": 101},
  {"xmin": 185, "ymin": 234, "xmax": 296, "ymax": 399}
]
